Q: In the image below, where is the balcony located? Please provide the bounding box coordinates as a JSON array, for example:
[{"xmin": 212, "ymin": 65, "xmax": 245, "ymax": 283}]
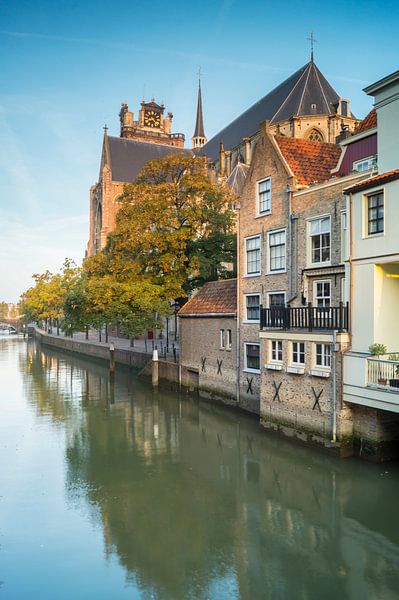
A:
[
  {"xmin": 367, "ymin": 357, "xmax": 399, "ymax": 391},
  {"xmin": 260, "ymin": 303, "xmax": 349, "ymax": 332}
]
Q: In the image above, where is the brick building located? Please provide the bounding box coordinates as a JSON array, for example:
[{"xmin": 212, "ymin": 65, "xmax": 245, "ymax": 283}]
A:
[{"xmin": 179, "ymin": 279, "xmax": 237, "ymax": 404}]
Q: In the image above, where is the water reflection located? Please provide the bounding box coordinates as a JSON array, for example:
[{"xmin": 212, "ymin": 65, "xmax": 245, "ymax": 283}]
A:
[{"xmin": 18, "ymin": 340, "xmax": 399, "ymax": 599}]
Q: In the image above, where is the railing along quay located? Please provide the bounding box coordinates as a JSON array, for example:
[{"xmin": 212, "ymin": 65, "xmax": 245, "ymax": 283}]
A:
[{"xmin": 260, "ymin": 302, "xmax": 349, "ymax": 332}]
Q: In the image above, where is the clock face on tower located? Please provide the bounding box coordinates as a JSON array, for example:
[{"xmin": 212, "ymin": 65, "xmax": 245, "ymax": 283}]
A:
[{"xmin": 144, "ymin": 110, "xmax": 161, "ymax": 128}]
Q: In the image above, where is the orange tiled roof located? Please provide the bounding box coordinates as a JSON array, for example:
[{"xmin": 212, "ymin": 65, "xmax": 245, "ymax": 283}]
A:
[
  {"xmin": 179, "ymin": 279, "xmax": 237, "ymax": 316},
  {"xmin": 355, "ymin": 109, "xmax": 377, "ymax": 134},
  {"xmin": 345, "ymin": 169, "xmax": 399, "ymax": 193},
  {"xmin": 275, "ymin": 136, "xmax": 341, "ymax": 186}
]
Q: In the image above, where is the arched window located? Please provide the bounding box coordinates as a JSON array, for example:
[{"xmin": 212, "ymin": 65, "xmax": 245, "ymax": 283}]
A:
[
  {"xmin": 94, "ymin": 203, "xmax": 102, "ymax": 253},
  {"xmin": 307, "ymin": 129, "xmax": 324, "ymax": 142}
]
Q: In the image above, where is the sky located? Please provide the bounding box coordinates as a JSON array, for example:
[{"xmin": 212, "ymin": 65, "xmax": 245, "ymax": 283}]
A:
[{"xmin": 0, "ymin": 0, "xmax": 398, "ymax": 302}]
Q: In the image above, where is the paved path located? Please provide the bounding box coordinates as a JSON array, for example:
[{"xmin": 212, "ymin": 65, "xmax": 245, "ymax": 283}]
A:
[{"xmin": 47, "ymin": 327, "xmax": 179, "ymax": 359}]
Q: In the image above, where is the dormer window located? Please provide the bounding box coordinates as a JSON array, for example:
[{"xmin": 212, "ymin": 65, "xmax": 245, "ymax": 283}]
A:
[
  {"xmin": 341, "ymin": 100, "xmax": 349, "ymax": 117},
  {"xmin": 353, "ymin": 156, "xmax": 377, "ymax": 172}
]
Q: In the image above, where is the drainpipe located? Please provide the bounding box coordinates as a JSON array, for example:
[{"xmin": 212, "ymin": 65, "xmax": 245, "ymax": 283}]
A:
[
  {"xmin": 332, "ymin": 330, "xmax": 337, "ymax": 443},
  {"xmin": 236, "ymin": 203, "xmax": 241, "ymax": 405},
  {"xmin": 286, "ymin": 185, "xmax": 292, "ymax": 300},
  {"xmin": 291, "ymin": 213, "xmax": 299, "ymax": 298}
]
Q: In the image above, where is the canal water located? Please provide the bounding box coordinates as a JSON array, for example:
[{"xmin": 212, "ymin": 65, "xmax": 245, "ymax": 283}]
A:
[{"xmin": 1, "ymin": 337, "xmax": 399, "ymax": 600}]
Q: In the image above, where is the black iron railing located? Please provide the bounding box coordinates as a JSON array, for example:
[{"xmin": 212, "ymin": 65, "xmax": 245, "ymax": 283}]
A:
[{"xmin": 260, "ymin": 302, "xmax": 349, "ymax": 332}]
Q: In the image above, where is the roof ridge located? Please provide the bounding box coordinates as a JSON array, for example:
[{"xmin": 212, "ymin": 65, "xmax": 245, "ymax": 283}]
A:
[
  {"xmin": 313, "ymin": 63, "xmax": 332, "ymax": 114},
  {"xmin": 270, "ymin": 63, "xmax": 310, "ymax": 123},
  {"xmin": 296, "ymin": 62, "xmax": 312, "ymax": 116}
]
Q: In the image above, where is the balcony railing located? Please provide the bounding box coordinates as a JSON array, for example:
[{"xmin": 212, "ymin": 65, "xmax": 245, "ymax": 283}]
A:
[
  {"xmin": 260, "ymin": 302, "xmax": 349, "ymax": 332},
  {"xmin": 367, "ymin": 358, "xmax": 399, "ymax": 390}
]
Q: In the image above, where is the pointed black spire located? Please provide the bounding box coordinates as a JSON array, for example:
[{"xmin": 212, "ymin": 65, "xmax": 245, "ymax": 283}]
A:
[
  {"xmin": 194, "ymin": 80, "xmax": 205, "ymax": 138},
  {"xmin": 192, "ymin": 73, "xmax": 207, "ymax": 148}
]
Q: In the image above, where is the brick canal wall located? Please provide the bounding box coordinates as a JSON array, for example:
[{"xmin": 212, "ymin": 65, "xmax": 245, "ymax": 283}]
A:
[{"xmin": 33, "ymin": 328, "xmax": 150, "ymax": 370}]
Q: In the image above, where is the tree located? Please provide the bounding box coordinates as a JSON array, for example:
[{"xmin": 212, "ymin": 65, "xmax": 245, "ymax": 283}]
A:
[
  {"xmin": 100, "ymin": 153, "xmax": 236, "ymax": 299},
  {"xmin": 0, "ymin": 302, "xmax": 8, "ymax": 319}
]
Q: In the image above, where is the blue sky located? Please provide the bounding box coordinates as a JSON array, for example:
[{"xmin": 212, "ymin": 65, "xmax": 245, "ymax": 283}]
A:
[{"xmin": 0, "ymin": 0, "xmax": 398, "ymax": 301}]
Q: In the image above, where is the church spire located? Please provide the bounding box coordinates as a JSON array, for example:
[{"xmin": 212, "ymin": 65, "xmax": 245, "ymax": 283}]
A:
[{"xmin": 192, "ymin": 71, "xmax": 207, "ymax": 149}]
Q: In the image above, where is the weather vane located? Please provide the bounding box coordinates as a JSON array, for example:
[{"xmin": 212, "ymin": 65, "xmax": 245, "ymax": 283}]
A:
[{"xmin": 307, "ymin": 31, "xmax": 317, "ymax": 62}]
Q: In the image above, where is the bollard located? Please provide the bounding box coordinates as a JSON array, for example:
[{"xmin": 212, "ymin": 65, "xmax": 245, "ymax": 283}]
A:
[
  {"xmin": 109, "ymin": 342, "xmax": 115, "ymax": 372},
  {"xmin": 152, "ymin": 346, "xmax": 159, "ymax": 387}
]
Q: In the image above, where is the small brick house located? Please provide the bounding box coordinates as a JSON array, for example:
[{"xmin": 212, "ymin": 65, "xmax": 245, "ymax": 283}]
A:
[{"xmin": 178, "ymin": 279, "xmax": 237, "ymax": 404}]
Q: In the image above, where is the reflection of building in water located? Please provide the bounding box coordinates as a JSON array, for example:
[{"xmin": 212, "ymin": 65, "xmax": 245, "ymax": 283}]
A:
[{"xmin": 23, "ymin": 341, "xmax": 399, "ymax": 600}]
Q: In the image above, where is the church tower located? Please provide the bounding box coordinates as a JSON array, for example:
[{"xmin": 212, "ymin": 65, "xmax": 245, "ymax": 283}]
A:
[{"xmin": 192, "ymin": 78, "xmax": 207, "ymax": 149}]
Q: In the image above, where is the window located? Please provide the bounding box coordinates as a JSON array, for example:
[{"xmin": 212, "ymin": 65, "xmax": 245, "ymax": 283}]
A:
[
  {"xmin": 268, "ymin": 292, "xmax": 286, "ymax": 308},
  {"xmin": 244, "ymin": 343, "xmax": 260, "ymax": 373},
  {"xmin": 227, "ymin": 329, "xmax": 232, "ymax": 351},
  {"xmin": 271, "ymin": 340, "xmax": 283, "ymax": 362},
  {"xmin": 314, "ymin": 280, "xmax": 331, "ymax": 308},
  {"xmin": 292, "ymin": 342, "xmax": 305, "ymax": 365},
  {"xmin": 245, "ymin": 294, "xmax": 260, "ymax": 322},
  {"xmin": 257, "ymin": 178, "xmax": 271, "ymax": 214},
  {"xmin": 268, "ymin": 229, "xmax": 286, "ymax": 273},
  {"xmin": 309, "ymin": 217, "xmax": 331, "ymax": 265},
  {"xmin": 315, "ymin": 343, "xmax": 331, "ymax": 368},
  {"xmin": 307, "ymin": 129, "xmax": 324, "ymax": 142},
  {"xmin": 341, "ymin": 100, "xmax": 348, "ymax": 117},
  {"xmin": 340, "ymin": 211, "xmax": 347, "ymax": 263},
  {"xmin": 220, "ymin": 329, "xmax": 225, "ymax": 350},
  {"xmin": 245, "ymin": 235, "xmax": 261, "ymax": 275},
  {"xmin": 353, "ymin": 156, "xmax": 377, "ymax": 172},
  {"xmin": 367, "ymin": 192, "xmax": 384, "ymax": 235}
]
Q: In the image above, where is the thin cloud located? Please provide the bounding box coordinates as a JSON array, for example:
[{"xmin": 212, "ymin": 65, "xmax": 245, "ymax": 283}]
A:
[{"xmin": 0, "ymin": 30, "xmax": 290, "ymax": 74}]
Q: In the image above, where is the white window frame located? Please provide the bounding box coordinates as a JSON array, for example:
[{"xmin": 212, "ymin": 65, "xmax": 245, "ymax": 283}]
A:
[
  {"xmin": 244, "ymin": 293, "xmax": 261, "ymax": 323},
  {"xmin": 364, "ymin": 191, "xmax": 384, "ymax": 238},
  {"xmin": 257, "ymin": 177, "xmax": 271, "ymax": 215},
  {"xmin": 314, "ymin": 343, "xmax": 331, "ymax": 369},
  {"xmin": 307, "ymin": 215, "xmax": 331, "ymax": 267},
  {"xmin": 244, "ymin": 234, "xmax": 261, "ymax": 276},
  {"xmin": 313, "ymin": 280, "xmax": 331, "ymax": 308},
  {"xmin": 244, "ymin": 342, "xmax": 261, "ymax": 374},
  {"xmin": 220, "ymin": 329, "xmax": 225, "ymax": 350},
  {"xmin": 226, "ymin": 329, "xmax": 232, "ymax": 351},
  {"xmin": 267, "ymin": 291, "xmax": 286, "ymax": 308},
  {"xmin": 267, "ymin": 228, "xmax": 286, "ymax": 274},
  {"xmin": 353, "ymin": 155, "xmax": 377, "ymax": 173},
  {"xmin": 291, "ymin": 341, "xmax": 305, "ymax": 366},
  {"xmin": 270, "ymin": 340, "xmax": 283, "ymax": 364}
]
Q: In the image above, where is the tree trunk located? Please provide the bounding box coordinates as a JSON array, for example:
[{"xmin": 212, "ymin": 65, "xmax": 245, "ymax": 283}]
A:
[
  {"xmin": 99, "ymin": 328, "xmax": 102, "ymax": 342},
  {"xmin": 130, "ymin": 337, "xmax": 134, "ymax": 347},
  {"xmin": 105, "ymin": 324, "xmax": 109, "ymax": 343},
  {"xmin": 56, "ymin": 319, "xmax": 60, "ymax": 336},
  {"xmin": 85, "ymin": 327, "xmax": 89, "ymax": 340}
]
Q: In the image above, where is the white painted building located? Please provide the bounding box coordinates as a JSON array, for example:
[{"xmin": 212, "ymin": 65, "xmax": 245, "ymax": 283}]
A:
[{"xmin": 344, "ymin": 69, "xmax": 399, "ymax": 414}]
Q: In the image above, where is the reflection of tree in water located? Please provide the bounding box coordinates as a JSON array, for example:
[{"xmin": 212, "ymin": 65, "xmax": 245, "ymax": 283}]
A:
[{"xmin": 22, "ymin": 340, "xmax": 399, "ymax": 600}]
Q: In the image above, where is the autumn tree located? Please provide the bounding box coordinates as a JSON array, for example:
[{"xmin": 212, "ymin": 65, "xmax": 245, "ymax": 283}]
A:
[
  {"xmin": 0, "ymin": 302, "xmax": 8, "ymax": 319},
  {"xmin": 101, "ymin": 153, "xmax": 237, "ymax": 299}
]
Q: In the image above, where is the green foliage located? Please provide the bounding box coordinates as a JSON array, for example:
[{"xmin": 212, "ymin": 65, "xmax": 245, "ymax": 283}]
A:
[
  {"xmin": 0, "ymin": 302, "xmax": 8, "ymax": 319},
  {"xmin": 368, "ymin": 343, "xmax": 387, "ymax": 357},
  {"xmin": 20, "ymin": 154, "xmax": 237, "ymax": 338}
]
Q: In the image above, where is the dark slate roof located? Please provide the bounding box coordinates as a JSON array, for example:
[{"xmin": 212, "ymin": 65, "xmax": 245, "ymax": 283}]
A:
[
  {"xmin": 226, "ymin": 162, "xmax": 249, "ymax": 196},
  {"xmin": 193, "ymin": 82, "xmax": 205, "ymax": 138},
  {"xmin": 105, "ymin": 136, "xmax": 191, "ymax": 183},
  {"xmin": 179, "ymin": 279, "xmax": 237, "ymax": 316},
  {"xmin": 201, "ymin": 61, "xmax": 343, "ymax": 160}
]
